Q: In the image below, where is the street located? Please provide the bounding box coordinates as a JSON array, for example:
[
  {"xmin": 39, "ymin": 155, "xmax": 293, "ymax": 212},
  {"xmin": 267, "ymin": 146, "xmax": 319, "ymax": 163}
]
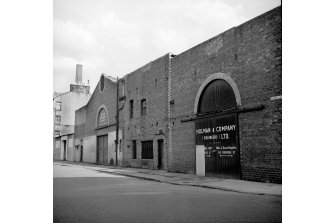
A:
[{"xmin": 54, "ymin": 163, "xmax": 281, "ymax": 223}]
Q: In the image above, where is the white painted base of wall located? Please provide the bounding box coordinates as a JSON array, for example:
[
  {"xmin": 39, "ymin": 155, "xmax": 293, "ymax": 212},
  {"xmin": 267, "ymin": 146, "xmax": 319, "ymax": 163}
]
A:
[
  {"xmin": 81, "ymin": 130, "xmax": 123, "ymax": 164},
  {"xmin": 108, "ymin": 130, "xmax": 122, "ymax": 165},
  {"xmin": 196, "ymin": 145, "xmax": 205, "ymax": 176},
  {"xmin": 83, "ymin": 135, "xmax": 96, "ymax": 163}
]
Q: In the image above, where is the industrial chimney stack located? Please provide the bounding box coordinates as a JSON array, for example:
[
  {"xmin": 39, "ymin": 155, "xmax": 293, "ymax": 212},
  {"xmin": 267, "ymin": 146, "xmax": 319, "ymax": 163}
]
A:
[
  {"xmin": 75, "ymin": 64, "xmax": 83, "ymax": 84},
  {"xmin": 70, "ymin": 64, "xmax": 90, "ymax": 93}
]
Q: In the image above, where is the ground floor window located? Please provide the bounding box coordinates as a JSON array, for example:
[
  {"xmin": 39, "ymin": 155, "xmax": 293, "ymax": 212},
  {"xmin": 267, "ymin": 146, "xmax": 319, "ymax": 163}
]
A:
[{"xmin": 141, "ymin": 140, "xmax": 153, "ymax": 159}]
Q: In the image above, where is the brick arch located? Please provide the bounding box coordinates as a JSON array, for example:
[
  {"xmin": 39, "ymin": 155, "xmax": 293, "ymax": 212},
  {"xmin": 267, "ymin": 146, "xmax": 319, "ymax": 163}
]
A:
[
  {"xmin": 194, "ymin": 73, "xmax": 241, "ymax": 114},
  {"xmin": 96, "ymin": 104, "xmax": 109, "ymax": 127}
]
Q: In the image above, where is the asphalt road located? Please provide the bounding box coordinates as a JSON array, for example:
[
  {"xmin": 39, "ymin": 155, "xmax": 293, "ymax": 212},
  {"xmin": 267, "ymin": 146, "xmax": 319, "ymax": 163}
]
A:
[{"xmin": 54, "ymin": 163, "xmax": 282, "ymax": 223}]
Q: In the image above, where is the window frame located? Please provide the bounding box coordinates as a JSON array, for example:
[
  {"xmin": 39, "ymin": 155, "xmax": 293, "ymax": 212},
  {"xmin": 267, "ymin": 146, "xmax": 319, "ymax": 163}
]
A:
[
  {"xmin": 141, "ymin": 140, "xmax": 153, "ymax": 159},
  {"xmin": 55, "ymin": 102, "xmax": 61, "ymax": 111},
  {"xmin": 97, "ymin": 107, "xmax": 108, "ymax": 127}
]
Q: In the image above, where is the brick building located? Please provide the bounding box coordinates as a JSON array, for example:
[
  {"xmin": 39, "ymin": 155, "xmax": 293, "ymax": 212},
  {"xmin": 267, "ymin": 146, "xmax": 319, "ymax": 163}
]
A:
[
  {"xmin": 74, "ymin": 6, "xmax": 281, "ymax": 183},
  {"xmin": 74, "ymin": 74, "xmax": 123, "ymax": 164}
]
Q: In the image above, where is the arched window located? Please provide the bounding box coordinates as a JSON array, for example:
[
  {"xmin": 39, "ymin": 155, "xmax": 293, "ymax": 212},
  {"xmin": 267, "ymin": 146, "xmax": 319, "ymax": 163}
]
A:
[
  {"xmin": 198, "ymin": 79, "xmax": 237, "ymax": 114},
  {"xmin": 97, "ymin": 108, "xmax": 108, "ymax": 127}
]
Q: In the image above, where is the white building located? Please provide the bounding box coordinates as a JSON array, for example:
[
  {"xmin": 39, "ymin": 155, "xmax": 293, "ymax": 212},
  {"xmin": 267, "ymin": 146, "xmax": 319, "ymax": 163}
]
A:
[{"xmin": 53, "ymin": 64, "xmax": 91, "ymax": 161}]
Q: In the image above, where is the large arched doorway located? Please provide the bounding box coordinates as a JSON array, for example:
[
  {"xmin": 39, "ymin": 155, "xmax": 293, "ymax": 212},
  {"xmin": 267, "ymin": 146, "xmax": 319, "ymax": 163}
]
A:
[
  {"xmin": 96, "ymin": 106, "xmax": 109, "ymax": 165},
  {"xmin": 195, "ymin": 73, "xmax": 241, "ymax": 179}
]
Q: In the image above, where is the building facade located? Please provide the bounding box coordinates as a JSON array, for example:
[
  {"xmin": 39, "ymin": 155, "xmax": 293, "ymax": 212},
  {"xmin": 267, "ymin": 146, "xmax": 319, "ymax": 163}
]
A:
[
  {"xmin": 74, "ymin": 75, "xmax": 123, "ymax": 164},
  {"xmin": 74, "ymin": 6, "xmax": 282, "ymax": 183},
  {"xmin": 53, "ymin": 64, "xmax": 91, "ymax": 161}
]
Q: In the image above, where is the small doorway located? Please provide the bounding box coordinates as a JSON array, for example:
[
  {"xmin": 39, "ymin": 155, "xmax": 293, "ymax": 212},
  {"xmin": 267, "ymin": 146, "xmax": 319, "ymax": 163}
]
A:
[
  {"xmin": 157, "ymin": 140, "xmax": 163, "ymax": 169},
  {"xmin": 80, "ymin": 147, "xmax": 83, "ymax": 162},
  {"xmin": 62, "ymin": 140, "xmax": 67, "ymax": 161}
]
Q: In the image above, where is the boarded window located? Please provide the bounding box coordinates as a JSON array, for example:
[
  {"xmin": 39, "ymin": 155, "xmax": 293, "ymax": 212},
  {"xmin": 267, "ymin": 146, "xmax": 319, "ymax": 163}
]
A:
[
  {"xmin": 141, "ymin": 99, "xmax": 146, "ymax": 116},
  {"xmin": 100, "ymin": 75, "xmax": 105, "ymax": 92},
  {"xmin": 132, "ymin": 140, "xmax": 137, "ymax": 159},
  {"xmin": 141, "ymin": 141, "xmax": 153, "ymax": 159},
  {"xmin": 198, "ymin": 79, "xmax": 237, "ymax": 114},
  {"xmin": 97, "ymin": 108, "xmax": 108, "ymax": 127},
  {"xmin": 129, "ymin": 100, "xmax": 134, "ymax": 119}
]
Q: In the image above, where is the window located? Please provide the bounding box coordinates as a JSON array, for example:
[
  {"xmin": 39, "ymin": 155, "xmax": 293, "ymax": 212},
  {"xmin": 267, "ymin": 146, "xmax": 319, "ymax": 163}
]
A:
[
  {"xmin": 55, "ymin": 102, "xmax": 61, "ymax": 111},
  {"xmin": 97, "ymin": 108, "xmax": 108, "ymax": 127},
  {"xmin": 198, "ymin": 79, "xmax": 237, "ymax": 114},
  {"xmin": 54, "ymin": 131, "xmax": 60, "ymax": 137},
  {"xmin": 141, "ymin": 99, "xmax": 146, "ymax": 116},
  {"xmin": 129, "ymin": 100, "xmax": 134, "ymax": 119},
  {"xmin": 55, "ymin": 116, "xmax": 61, "ymax": 125},
  {"xmin": 100, "ymin": 75, "xmax": 105, "ymax": 92},
  {"xmin": 141, "ymin": 141, "xmax": 153, "ymax": 159},
  {"xmin": 132, "ymin": 140, "xmax": 137, "ymax": 159}
]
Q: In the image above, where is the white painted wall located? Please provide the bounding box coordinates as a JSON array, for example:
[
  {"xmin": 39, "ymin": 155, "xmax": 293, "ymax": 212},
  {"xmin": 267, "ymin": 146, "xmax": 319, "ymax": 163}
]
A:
[
  {"xmin": 59, "ymin": 92, "xmax": 91, "ymax": 126},
  {"xmin": 196, "ymin": 145, "xmax": 205, "ymax": 176},
  {"xmin": 83, "ymin": 135, "xmax": 96, "ymax": 163},
  {"xmin": 108, "ymin": 130, "xmax": 122, "ymax": 165}
]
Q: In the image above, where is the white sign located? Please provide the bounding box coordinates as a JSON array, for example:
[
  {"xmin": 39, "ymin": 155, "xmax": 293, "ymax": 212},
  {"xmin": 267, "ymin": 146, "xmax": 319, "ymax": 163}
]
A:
[{"xmin": 69, "ymin": 139, "xmax": 73, "ymax": 147}]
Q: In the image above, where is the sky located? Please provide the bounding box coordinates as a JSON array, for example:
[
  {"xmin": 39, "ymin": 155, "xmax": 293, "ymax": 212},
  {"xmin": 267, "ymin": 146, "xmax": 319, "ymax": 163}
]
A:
[{"xmin": 54, "ymin": 0, "xmax": 281, "ymax": 93}]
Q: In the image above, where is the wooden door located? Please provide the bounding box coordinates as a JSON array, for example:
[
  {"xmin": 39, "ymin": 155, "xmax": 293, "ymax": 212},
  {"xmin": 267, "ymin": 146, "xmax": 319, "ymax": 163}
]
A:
[
  {"xmin": 103, "ymin": 136, "xmax": 108, "ymax": 164},
  {"xmin": 157, "ymin": 140, "xmax": 163, "ymax": 169},
  {"xmin": 196, "ymin": 113, "xmax": 240, "ymax": 179},
  {"xmin": 97, "ymin": 136, "xmax": 103, "ymax": 164}
]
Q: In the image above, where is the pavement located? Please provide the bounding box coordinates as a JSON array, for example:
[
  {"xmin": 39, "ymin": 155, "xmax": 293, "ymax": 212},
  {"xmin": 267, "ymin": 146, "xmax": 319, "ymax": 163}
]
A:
[{"xmin": 54, "ymin": 160, "xmax": 282, "ymax": 197}]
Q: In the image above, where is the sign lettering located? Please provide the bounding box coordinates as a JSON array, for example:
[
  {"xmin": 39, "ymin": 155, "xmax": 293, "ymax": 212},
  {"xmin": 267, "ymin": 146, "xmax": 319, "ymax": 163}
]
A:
[{"xmin": 195, "ymin": 113, "xmax": 238, "ymax": 157}]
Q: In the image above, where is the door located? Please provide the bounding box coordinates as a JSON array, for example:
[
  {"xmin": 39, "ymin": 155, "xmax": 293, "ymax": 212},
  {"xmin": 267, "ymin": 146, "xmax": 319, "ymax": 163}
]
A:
[
  {"xmin": 97, "ymin": 136, "xmax": 103, "ymax": 164},
  {"xmin": 97, "ymin": 135, "xmax": 108, "ymax": 164},
  {"xmin": 195, "ymin": 113, "xmax": 240, "ymax": 179},
  {"xmin": 80, "ymin": 139, "xmax": 83, "ymax": 162},
  {"xmin": 62, "ymin": 140, "xmax": 67, "ymax": 161},
  {"xmin": 103, "ymin": 136, "xmax": 108, "ymax": 164},
  {"xmin": 80, "ymin": 145, "xmax": 83, "ymax": 162},
  {"xmin": 157, "ymin": 140, "xmax": 163, "ymax": 169}
]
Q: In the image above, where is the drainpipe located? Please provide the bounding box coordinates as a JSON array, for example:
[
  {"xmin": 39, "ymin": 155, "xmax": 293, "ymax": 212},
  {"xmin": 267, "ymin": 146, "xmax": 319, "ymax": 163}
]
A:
[
  {"xmin": 115, "ymin": 77, "xmax": 125, "ymax": 166},
  {"xmin": 115, "ymin": 77, "xmax": 119, "ymax": 166},
  {"xmin": 167, "ymin": 53, "xmax": 174, "ymax": 171}
]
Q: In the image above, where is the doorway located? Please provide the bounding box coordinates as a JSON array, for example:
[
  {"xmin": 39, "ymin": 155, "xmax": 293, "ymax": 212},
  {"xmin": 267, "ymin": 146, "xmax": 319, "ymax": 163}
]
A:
[
  {"xmin": 157, "ymin": 140, "xmax": 163, "ymax": 169},
  {"xmin": 194, "ymin": 77, "xmax": 241, "ymax": 179},
  {"xmin": 80, "ymin": 145, "xmax": 83, "ymax": 162},
  {"xmin": 62, "ymin": 140, "xmax": 67, "ymax": 161},
  {"xmin": 97, "ymin": 135, "xmax": 108, "ymax": 164}
]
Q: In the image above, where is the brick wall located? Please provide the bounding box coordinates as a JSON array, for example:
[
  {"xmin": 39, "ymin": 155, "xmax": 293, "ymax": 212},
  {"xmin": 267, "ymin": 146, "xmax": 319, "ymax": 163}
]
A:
[
  {"xmin": 75, "ymin": 75, "xmax": 118, "ymax": 139},
  {"xmin": 72, "ymin": 6, "xmax": 282, "ymax": 183},
  {"xmin": 169, "ymin": 6, "xmax": 281, "ymax": 182},
  {"xmin": 74, "ymin": 75, "xmax": 118, "ymax": 164},
  {"xmin": 121, "ymin": 54, "xmax": 169, "ymax": 170}
]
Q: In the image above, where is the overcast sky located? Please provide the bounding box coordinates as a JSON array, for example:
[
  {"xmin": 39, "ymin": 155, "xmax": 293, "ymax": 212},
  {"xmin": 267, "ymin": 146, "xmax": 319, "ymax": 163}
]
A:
[{"xmin": 54, "ymin": 0, "xmax": 281, "ymax": 93}]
